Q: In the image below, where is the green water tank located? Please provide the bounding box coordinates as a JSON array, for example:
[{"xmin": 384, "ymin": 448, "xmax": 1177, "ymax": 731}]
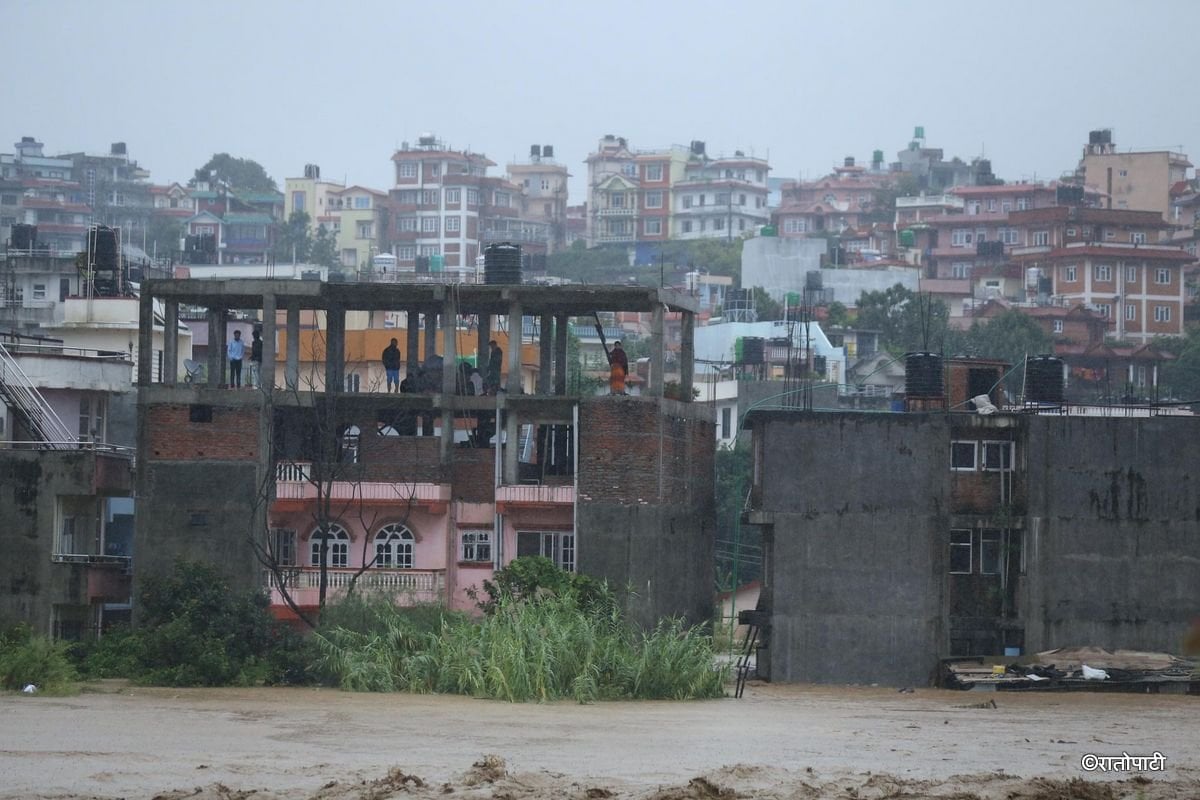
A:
[
  {"xmin": 914, "ymin": 125, "xmax": 925, "ymax": 140},
  {"xmin": 899, "ymin": 229, "xmax": 916, "ymax": 248},
  {"xmin": 430, "ymin": 254, "xmax": 445, "ymax": 271},
  {"xmin": 760, "ymin": 225, "xmax": 777, "ymax": 237},
  {"xmin": 734, "ymin": 337, "xmax": 744, "ymax": 361},
  {"xmin": 786, "ymin": 292, "xmax": 801, "ymax": 307}
]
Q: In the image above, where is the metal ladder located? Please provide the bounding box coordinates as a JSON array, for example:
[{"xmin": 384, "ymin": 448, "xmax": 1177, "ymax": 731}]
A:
[
  {"xmin": 0, "ymin": 340, "xmax": 76, "ymax": 448},
  {"xmin": 734, "ymin": 608, "xmax": 768, "ymax": 699}
]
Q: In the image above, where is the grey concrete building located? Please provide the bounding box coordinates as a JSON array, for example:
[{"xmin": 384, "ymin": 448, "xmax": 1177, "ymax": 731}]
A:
[
  {"xmin": 744, "ymin": 409, "xmax": 1200, "ymax": 686},
  {"xmin": 133, "ymin": 279, "xmax": 714, "ymax": 627}
]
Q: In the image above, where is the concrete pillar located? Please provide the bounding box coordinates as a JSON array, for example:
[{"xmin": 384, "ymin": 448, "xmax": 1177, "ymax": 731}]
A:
[
  {"xmin": 477, "ymin": 314, "xmax": 491, "ymax": 372},
  {"xmin": 506, "ymin": 300, "xmax": 522, "ymax": 394},
  {"xmin": 424, "ymin": 310, "xmax": 438, "ymax": 361},
  {"xmin": 261, "ymin": 294, "xmax": 276, "ymax": 392},
  {"xmin": 285, "ymin": 306, "xmax": 300, "ymax": 391},
  {"xmin": 649, "ymin": 303, "xmax": 664, "ymax": 397},
  {"xmin": 679, "ymin": 310, "xmax": 695, "ymax": 402},
  {"xmin": 504, "ymin": 409, "xmax": 519, "ymax": 485},
  {"xmin": 325, "ymin": 304, "xmax": 345, "ymax": 394},
  {"xmin": 441, "ymin": 295, "xmax": 458, "ymax": 457},
  {"xmin": 162, "ymin": 300, "xmax": 178, "ymax": 386},
  {"xmin": 206, "ymin": 308, "xmax": 225, "ymax": 388},
  {"xmin": 137, "ymin": 290, "xmax": 154, "ymax": 386},
  {"xmin": 554, "ymin": 313, "xmax": 568, "ymax": 395},
  {"xmin": 538, "ymin": 313, "xmax": 552, "ymax": 394},
  {"xmin": 406, "ymin": 309, "xmax": 421, "ymax": 378}
]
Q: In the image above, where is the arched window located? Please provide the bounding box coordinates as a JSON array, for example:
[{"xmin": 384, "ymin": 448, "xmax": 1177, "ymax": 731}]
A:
[
  {"xmin": 374, "ymin": 524, "xmax": 414, "ymax": 569},
  {"xmin": 310, "ymin": 524, "xmax": 349, "ymax": 568}
]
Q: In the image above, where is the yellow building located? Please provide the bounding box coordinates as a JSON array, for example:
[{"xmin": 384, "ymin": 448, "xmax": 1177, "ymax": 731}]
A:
[{"xmin": 331, "ymin": 186, "xmax": 387, "ymax": 271}]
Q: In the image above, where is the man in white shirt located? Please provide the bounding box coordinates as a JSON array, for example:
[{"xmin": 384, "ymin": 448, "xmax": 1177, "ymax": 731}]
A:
[{"xmin": 227, "ymin": 329, "xmax": 246, "ymax": 388}]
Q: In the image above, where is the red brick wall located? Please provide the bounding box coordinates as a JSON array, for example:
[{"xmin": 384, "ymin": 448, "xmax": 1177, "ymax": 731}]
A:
[
  {"xmin": 450, "ymin": 447, "xmax": 495, "ymax": 503},
  {"xmin": 145, "ymin": 404, "xmax": 259, "ymax": 461},
  {"xmin": 359, "ymin": 435, "xmax": 445, "ymax": 483}
]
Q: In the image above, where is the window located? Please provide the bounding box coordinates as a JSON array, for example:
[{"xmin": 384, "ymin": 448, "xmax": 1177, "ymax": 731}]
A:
[
  {"xmin": 682, "ymin": 195, "xmax": 693, "ymax": 209},
  {"xmin": 399, "ymin": 162, "xmax": 417, "ymax": 178},
  {"xmin": 951, "ymin": 263, "xmax": 971, "ymax": 279},
  {"xmin": 310, "ymin": 524, "xmax": 350, "ymax": 568},
  {"xmin": 610, "ymin": 192, "xmax": 625, "ymax": 209},
  {"xmin": 1125, "ymin": 304, "xmax": 1136, "ymax": 321},
  {"xmin": 950, "ymin": 530, "xmax": 972, "ymax": 574},
  {"xmin": 540, "ymin": 179, "xmax": 550, "ymax": 191},
  {"xmin": 356, "ymin": 221, "xmax": 373, "ymax": 239},
  {"xmin": 1130, "ymin": 232, "xmax": 1146, "ymax": 244},
  {"xmin": 445, "ymin": 216, "xmax": 460, "ymax": 233},
  {"xmin": 621, "ymin": 163, "xmax": 637, "ymax": 177},
  {"xmin": 460, "ymin": 529, "xmax": 492, "ymax": 563},
  {"xmin": 1094, "ymin": 264, "xmax": 1112, "ymax": 282},
  {"xmin": 715, "ymin": 192, "xmax": 730, "ymax": 206},
  {"xmin": 494, "ymin": 191, "xmax": 511, "ymax": 207},
  {"xmin": 1053, "ymin": 320, "xmax": 1064, "ymax": 333},
  {"xmin": 398, "ymin": 216, "xmax": 418, "ymax": 232},
  {"xmin": 1032, "ymin": 231, "xmax": 1050, "ymax": 246},
  {"xmin": 739, "ymin": 193, "xmax": 747, "ymax": 206},
  {"xmin": 445, "ymin": 188, "xmax": 460, "ymax": 204},
  {"xmin": 79, "ymin": 395, "xmax": 92, "ymax": 442},
  {"xmin": 32, "ymin": 283, "xmax": 46, "ymax": 300},
  {"xmin": 395, "ymin": 190, "xmax": 417, "ymax": 204},
  {"xmin": 1155, "ymin": 268, "xmax": 1171, "ymax": 285},
  {"xmin": 353, "ymin": 196, "xmax": 370, "ymax": 209},
  {"xmin": 466, "ymin": 188, "xmax": 479, "ymax": 206},
  {"xmin": 714, "ymin": 217, "xmax": 725, "ymax": 231},
  {"xmin": 783, "ymin": 218, "xmax": 807, "ymax": 234},
  {"xmin": 1015, "ymin": 198, "xmax": 1027, "ymax": 211},
  {"xmin": 1063, "ymin": 265, "xmax": 1077, "ymax": 282},
  {"xmin": 271, "ymin": 529, "xmax": 297, "ymax": 567},
  {"xmin": 1105, "ymin": 229, "xmax": 1116, "ymax": 240},
  {"xmin": 427, "ymin": 163, "xmax": 440, "ymax": 178},
  {"xmin": 1095, "ymin": 303, "xmax": 1112, "ymax": 317},
  {"xmin": 422, "ymin": 189, "xmax": 438, "ymax": 206},
  {"xmin": 292, "ymin": 191, "xmax": 306, "ymax": 212},
  {"xmin": 1119, "ymin": 169, "xmax": 1128, "ymax": 177},
  {"xmin": 396, "ymin": 246, "xmax": 415, "ymax": 260},
  {"xmin": 60, "ymin": 515, "xmax": 77, "ymax": 556},
  {"xmin": 645, "ymin": 191, "xmax": 663, "ymax": 209},
  {"xmin": 681, "ymin": 220, "xmax": 693, "ymax": 233},
  {"xmin": 419, "ymin": 244, "xmax": 440, "ymax": 256},
  {"xmin": 344, "ymin": 373, "xmax": 361, "ymax": 392},
  {"xmin": 981, "ymin": 441, "xmax": 1013, "ymax": 472},
  {"xmin": 644, "ymin": 219, "xmax": 662, "ymax": 235},
  {"xmin": 1126, "ymin": 265, "xmax": 1138, "ymax": 283},
  {"xmin": 999, "ymin": 228, "xmax": 1019, "ymax": 245},
  {"xmin": 421, "ymin": 217, "xmax": 438, "ymax": 233},
  {"xmin": 1155, "ymin": 305, "xmax": 1172, "ymax": 322},
  {"xmin": 987, "ymin": 199, "xmax": 997, "ymax": 212},
  {"xmin": 951, "ymin": 229, "xmax": 972, "ymax": 247},
  {"xmin": 517, "ymin": 531, "xmax": 575, "ymax": 572},
  {"xmin": 374, "ymin": 524, "xmax": 414, "ymax": 569},
  {"xmin": 1065, "ymin": 227, "xmax": 1077, "ymax": 237},
  {"xmin": 645, "ymin": 163, "xmax": 663, "ymax": 181},
  {"xmin": 720, "ymin": 407, "xmax": 732, "ymax": 439},
  {"xmin": 950, "ymin": 441, "xmax": 976, "ymax": 471},
  {"xmin": 980, "ymin": 530, "xmax": 1001, "ymax": 575}
]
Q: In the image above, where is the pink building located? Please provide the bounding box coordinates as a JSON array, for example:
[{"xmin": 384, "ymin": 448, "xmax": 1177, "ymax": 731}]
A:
[{"xmin": 773, "ymin": 158, "xmax": 891, "ymax": 237}]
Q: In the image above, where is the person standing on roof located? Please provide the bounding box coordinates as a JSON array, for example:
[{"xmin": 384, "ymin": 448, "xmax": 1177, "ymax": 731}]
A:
[
  {"xmin": 485, "ymin": 339, "xmax": 503, "ymax": 395},
  {"xmin": 382, "ymin": 337, "xmax": 402, "ymax": 393},
  {"xmin": 608, "ymin": 340, "xmax": 629, "ymax": 396},
  {"xmin": 227, "ymin": 329, "xmax": 245, "ymax": 388},
  {"xmin": 248, "ymin": 328, "xmax": 264, "ymax": 389}
]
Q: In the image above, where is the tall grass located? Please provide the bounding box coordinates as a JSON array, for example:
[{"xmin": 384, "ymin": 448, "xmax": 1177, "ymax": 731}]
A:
[
  {"xmin": 0, "ymin": 626, "xmax": 77, "ymax": 694},
  {"xmin": 315, "ymin": 593, "xmax": 728, "ymax": 702}
]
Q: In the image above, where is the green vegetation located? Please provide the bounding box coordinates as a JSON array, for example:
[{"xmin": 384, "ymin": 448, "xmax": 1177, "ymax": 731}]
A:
[
  {"xmin": 856, "ymin": 284, "xmax": 951, "ymax": 355},
  {"xmin": 0, "ymin": 624, "xmax": 77, "ymax": 694},
  {"xmin": 547, "ymin": 238, "xmax": 744, "ymax": 285},
  {"xmin": 316, "ymin": 557, "xmax": 727, "ymax": 702},
  {"xmin": 191, "ymin": 153, "xmax": 278, "ymax": 193}
]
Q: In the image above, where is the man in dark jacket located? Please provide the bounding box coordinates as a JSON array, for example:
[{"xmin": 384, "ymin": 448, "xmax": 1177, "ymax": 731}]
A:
[
  {"xmin": 608, "ymin": 340, "xmax": 629, "ymax": 395},
  {"xmin": 382, "ymin": 338, "xmax": 402, "ymax": 393},
  {"xmin": 485, "ymin": 339, "xmax": 503, "ymax": 395}
]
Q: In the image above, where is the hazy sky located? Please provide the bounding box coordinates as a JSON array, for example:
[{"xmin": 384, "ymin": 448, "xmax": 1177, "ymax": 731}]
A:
[{"xmin": 5, "ymin": 0, "xmax": 1198, "ymax": 201}]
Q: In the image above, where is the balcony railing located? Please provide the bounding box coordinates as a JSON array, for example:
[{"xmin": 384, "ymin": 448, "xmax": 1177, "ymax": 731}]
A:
[
  {"xmin": 495, "ymin": 483, "xmax": 575, "ymax": 506},
  {"xmin": 274, "ymin": 462, "xmax": 449, "ymax": 504},
  {"xmin": 265, "ymin": 567, "xmax": 445, "ymax": 604},
  {"xmin": 595, "ymin": 207, "xmax": 637, "ymax": 216}
]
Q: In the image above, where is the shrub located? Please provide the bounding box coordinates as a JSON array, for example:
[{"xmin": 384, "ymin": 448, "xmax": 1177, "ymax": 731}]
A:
[
  {"xmin": 0, "ymin": 635, "xmax": 77, "ymax": 693},
  {"xmin": 474, "ymin": 556, "xmax": 616, "ymax": 618}
]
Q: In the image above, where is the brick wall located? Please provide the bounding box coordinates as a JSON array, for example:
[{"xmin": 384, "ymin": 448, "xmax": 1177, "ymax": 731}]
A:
[
  {"xmin": 359, "ymin": 435, "xmax": 445, "ymax": 483},
  {"xmin": 145, "ymin": 404, "xmax": 259, "ymax": 461},
  {"xmin": 450, "ymin": 447, "xmax": 495, "ymax": 503}
]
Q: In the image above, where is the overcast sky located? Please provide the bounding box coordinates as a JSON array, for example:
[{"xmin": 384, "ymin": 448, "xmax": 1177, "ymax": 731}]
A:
[{"xmin": 6, "ymin": 0, "xmax": 1198, "ymax": 201}]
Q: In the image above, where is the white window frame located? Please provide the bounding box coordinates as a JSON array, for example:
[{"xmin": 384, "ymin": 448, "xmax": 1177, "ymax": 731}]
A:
[
  {"xmin": 445, "ymin": 216, "xmax": 460, "ymax": 233},
  {"xmin": 980, "ymin": 441, "xmax": 1014, "ymax": 472},
  {"xmin": 1125, "ymin": 303, "xmax": 1136, "ymax": 321},
  {"xmin": 979, "ymin": 530, "xmax": 1002, "ymax": 575},
  {"xmin": 1155, "ymin": 305, "xmax": 1172, "ymax": 322},
  {"xmin": 1130, "ymin": 232, "xmax": 1146, "ymax": 244},
  {"xmin": 951, "ymin": 229, "xmax": 971, "ymax": 247},
  {"xmin": 1053, "ymin": 320, "xmax": 1064, "ymax": 333},
  {"xmin": 310, "ymin": 524, "xmax": 350, "ymax": 569},
  {"xmin": 1155, "ymin": 268, "xmax": 1171, "ymax": 285},
  {"xmin": 645, "ymin": 163, "xmax": 663, "ymax": 181},
  {"xmin": 1094, "ymin": 264, "xmax": 1112, "ymax": 282},
  {"xmin": 644, "ymin": 190, "xmax": 663, "ymax": 209},
  {"xmin": 1126, "ymin": 265, "xmax": 1137, "ymax": 283},
  {"xmin": 374, "ymin": 523, "xmax": 415, "ymax": 569},
  {"xmin": 445, "ymin": 188, "xmax": 461, "ymax": 204},
  {"xmin": 1094, "ymin": 303, "xmax": 1111, "ymax": 318},
  {"xmin": 518, "ymin": 530, "xmax": 576, "ymax": 572},
  {"xmin": 271, "ymin": 528, "xmax": 297, "ymax": 567},
  {"xmin": 459, "ymin": 529, "xmax": 492, "ymax": 563},
  {"xmin": 398, "ymin": 162, "xmax": 417, "ymax": 178},
  {"xmin": 950, "ymin": 529, "xmax": 972, "ymax": 574},
  {"xmin": 421, "ymin": 189, "xmax": 438, "ymax": 206},
  {"xmin": 950, "ymin": 440, "xmax": 977, "ymax": 471},
  {"xmin": 1032, "ymin": 231, "xmax": 1050, "ymax": 246},
  {"xmin": 1063, "ymin": 265, "xmax": 1077, "ymax": 282},
  {"xmin": 421, "ymin": 216, "xmax": 438, "ymax": 233},
  {"xmin": 643, "ymin": 218, "xmax": 662, "ymax": 235}
]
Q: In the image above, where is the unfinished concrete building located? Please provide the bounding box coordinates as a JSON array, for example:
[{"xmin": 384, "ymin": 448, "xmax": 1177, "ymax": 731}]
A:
[
  {"xmin": 744, "ymin": 406, "xmax": 1200, "ymax": 687},
  {"xmin": 133, "ymin": 280, "xmax": 713, "ymax": 626}
]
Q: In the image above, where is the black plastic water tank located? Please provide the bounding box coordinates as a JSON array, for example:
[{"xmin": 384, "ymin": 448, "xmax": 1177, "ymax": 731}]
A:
[
  {"xmin": 11, "ymin": 223, "xmax": 37, "ymax": 250},
  {"xmin": 742, "ymin": 336, "xmax": 764, "ymax": 365},
  {"xmin": 89, "ymin": 225, "xmax": 119, "ymax": 270},
  {"xmin": 905, "ymin": 352, "xmax": 943, "ymax": 398},
  {"xmin": 1025, "ymin": 355, "xmax": 1064, "ymax": 403},
  {"xmin": 484, "ymin": 242, "xmax": 522, "ymax": 285}
]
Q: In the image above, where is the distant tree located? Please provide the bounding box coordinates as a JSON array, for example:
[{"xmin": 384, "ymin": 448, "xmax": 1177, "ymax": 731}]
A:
[
  {"xmin": 945, "ymin": 309, "xmax": 1052, "ymax": 395},
  {"xmin": 273, "ymin": 211, "xmax": 313, "ymax": 263},
  {"xmin": 190, "ymin": 153, "xmax": 278, "ymax": 193},
  {"xmin": 856, "ymin": 284, "xmax": 949, "ymax": 353},
  {"xmin": 823, "ymin": 301, "xmax": 850, "ymax": 328},
  {"xmin": 1157, "ymin": 330, "xmax": 1200, "ymax": 400},
  {"xmin": 311, "ymin": 223, "xmax": 338, "ymax": 269},
  {"xmin": 750, "ymin": 286, "xmax": 783, "ymax": 320},
  {"xmin": 144, "ymin": 216, "xmax": 183, "ymax": 259}
]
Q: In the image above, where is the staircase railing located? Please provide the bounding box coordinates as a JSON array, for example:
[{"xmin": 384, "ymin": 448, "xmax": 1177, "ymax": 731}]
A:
[{"xmin": 0, "ymin": 340, "xmax": 76, "ymax": 448}]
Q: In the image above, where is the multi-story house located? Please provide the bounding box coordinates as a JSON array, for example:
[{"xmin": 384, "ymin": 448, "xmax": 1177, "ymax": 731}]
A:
[
  {"xmin": 1, "ymin": 137, "xmax": 91, "ymax": 254},
  {"xmin": 507, "ymin": 146, "xmax": 570, "ymax": 254},
  {"xmin": 1077, "ymin": 129, "xmax": 1192, "ymax": 221},
  {"xmin": 133, "ymin": 279, "xmax": 713, "ymax": 628},
  {"xmin": 774, "ymin": 157, "xmax": 889, "ymax": 238},
  {"xmin": 672, "ymin": 152, "xmax": 770, "ymax": 241},
  {"xmin": 0, "ymin": 331, "xmax": 136, "ymax": 639},
  {"xmin": 284, "ymin": 164, "xmax": 344, "ymax": 231},
  {"xmin": 330, "ymin": 186, "xmax": 387, "ymax": 270},
  {"xmin": 1009, "ymin": 207, "xmax": 1188, "ymax": 341},
  {"xmin": 57, "ymin": 142, "xmax": 155, "ymax": 237},
  {"xmin": 585, "ymin": 136, "xmax": 767, "ymax": 247},
  {"xmin": 149, "ymin": 183, "xmax": 197, "ymax": 221}
]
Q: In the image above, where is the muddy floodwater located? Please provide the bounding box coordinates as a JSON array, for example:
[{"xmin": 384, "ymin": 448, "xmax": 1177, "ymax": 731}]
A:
[{"xmin": 1, "ymin": 681, "xmax": 1198, "ymax": 799}]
